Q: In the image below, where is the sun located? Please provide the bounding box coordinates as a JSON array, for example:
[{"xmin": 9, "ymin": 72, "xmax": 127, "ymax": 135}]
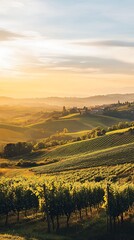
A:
[{"xmin": 0, "ymin": 45, "xmax": 15, "ymax": 71}]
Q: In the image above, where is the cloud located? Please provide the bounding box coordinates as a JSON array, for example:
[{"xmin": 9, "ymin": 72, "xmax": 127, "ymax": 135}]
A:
[
  {"xmin": 0, "ymin": 29, "xmax": 24, "ymax": 41},
  {"xmin": 17, "ymin": 54, "xmax": 134, "ymax": 75},
  {"xmin": 74, "ymin": 40, "xmax": 134, "ymax": 48},
  {"xmin": 0, "ymin": 31, "xmax": 134, "ymax": 77},
  {"xmin": 45, "ymin": 55, "xmax": 134, "ymax": 75}
]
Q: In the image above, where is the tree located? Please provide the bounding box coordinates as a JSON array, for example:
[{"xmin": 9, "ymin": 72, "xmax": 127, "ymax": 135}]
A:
[
  {"xmin": 62, "ymin": 106, "xmax": 68, "ymax": 116},
  {"xmin": 3, "ymin": 142, "xmax": 33, "ymax": 158}
]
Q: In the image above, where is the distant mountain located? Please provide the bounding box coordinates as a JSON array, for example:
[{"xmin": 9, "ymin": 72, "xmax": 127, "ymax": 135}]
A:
[{"xmin": 0, "ymin": 93, "xmax": 134, "ymax": 108}]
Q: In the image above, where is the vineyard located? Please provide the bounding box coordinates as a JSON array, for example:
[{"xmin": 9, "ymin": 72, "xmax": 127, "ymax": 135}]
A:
[
  {"xmin": 42, "ymin": 131, "xmax": 134, "ymax": 159},
  {"xmin": 41, "ymin": 163, "xmax": 134, "ymax": 184},
  {"xmin": 31, "ymin": 129, "xmax": 134, "ymax": 173},
  {"xmin": 0, "ymin": 176, "xmax": 134, "ymax": 237},
  {"xmin": 34, "ymin": 143, "xmax": 134, "ymax": 174}
]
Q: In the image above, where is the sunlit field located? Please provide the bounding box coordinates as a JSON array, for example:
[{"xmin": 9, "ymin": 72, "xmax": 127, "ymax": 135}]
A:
[{"xmin": 0, "ymin": 0, "xmax": 134, "ymax": 239}]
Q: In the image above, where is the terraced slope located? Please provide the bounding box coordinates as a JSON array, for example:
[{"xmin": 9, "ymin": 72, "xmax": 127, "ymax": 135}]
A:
[
  {"xmin": 33, "ymin": 131, "xmax": 134, "ymax": 174},
  {"xmin": 40, "ymin": 131, "xmax": 134, "ymax": 159}
]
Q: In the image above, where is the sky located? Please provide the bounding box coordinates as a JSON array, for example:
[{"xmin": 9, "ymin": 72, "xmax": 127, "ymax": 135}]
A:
[{"xmin": 0, "ymin": 0, "xmax": 134, "ymax": 98}]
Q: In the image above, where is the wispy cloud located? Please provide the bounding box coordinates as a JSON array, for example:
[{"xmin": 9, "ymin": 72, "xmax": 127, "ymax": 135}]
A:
[
  {"xmin": 74, "ymin": 40, "xmax": 134, "ymax": 48},
  {"xmin": 0, "ymin": 32, "xmax": 134, "ymax": 77},
  {"xmin": 0, "ymin": 28, "xmax": 24, "ymax": 41}
]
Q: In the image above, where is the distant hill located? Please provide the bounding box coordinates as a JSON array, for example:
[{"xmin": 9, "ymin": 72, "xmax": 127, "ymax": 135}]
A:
[
  {"xmin": 44, "ymin": 94, "xmax": 134, "ymax": 107},
  {"xmin": 1, "ymin": 93, "xmax": 134, "ymax": 108}
]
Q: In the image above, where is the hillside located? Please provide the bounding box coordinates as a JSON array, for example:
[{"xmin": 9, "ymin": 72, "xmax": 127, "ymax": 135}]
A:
[
  {"xmin": 0, "ymin": 112, "xmax": 127, "ymax": 153},
  {"xmin": 0, "ymin": 124, "xmax": 29, "ymax": 150},
  {"xmin": 29, "ymin": 113, "xmax": 127, "ymax": 137},
  {"xmin": 0, "ymin": 113, "xmax": 124, "ymax": 145},
  {"xmin": 33, "ymin": 130, "xmax": 134, "ymax": 174},
  {"xmin": 0, "ymin": 123, "xmax": 44, "ymax": 148}
]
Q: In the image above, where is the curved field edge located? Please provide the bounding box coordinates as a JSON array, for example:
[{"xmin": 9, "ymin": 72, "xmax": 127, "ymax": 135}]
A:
[
  {"xmin": 33, "ymin": 141, "xmax": 134, "ymax": 174},
  {"xmin": 37, "ymin": 163, "xmax": 134, "ymax": 184},
  {"xmin": 39, "ymin": 131, "xmax": 134, "ymax": 160},
  {"xmin": 29, "ymin": 113, "xmax": 127, "ymax": 134}
]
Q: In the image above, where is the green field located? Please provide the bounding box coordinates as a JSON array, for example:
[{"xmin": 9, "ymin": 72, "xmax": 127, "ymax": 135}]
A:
[
  {"xmin": 29, "ymin": 113, "xmax": 127, "ymax": 136},
  {"xmin": 0, "ymin": 112, "xmax": 129, "ymax": 149},
  {"xmin": 32, "ymin": 130, "xmax": 134, "ymax": 173}
]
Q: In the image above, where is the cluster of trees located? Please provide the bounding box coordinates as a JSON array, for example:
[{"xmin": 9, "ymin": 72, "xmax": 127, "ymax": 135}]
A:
[
  {"xmin": 35, "ymin": 127, "xmax": 106, "ymax": 151},
  {"xmin": 107, "ymin": 185, "xmax": 134, "ymax": 229},
  {"xmin": 104, "ymin": 107, "xmax": 134, "ymax": 120},
  {"xmin": 43, "ymin": 183, "xmax": 105, "ymax": 232},
  {"xmin": 34, "ymin": 139, "xmax": 68, "ymax": 151},
  {"xmin": 3, "ymin": 142, "xmax": 33, "ymax": 158},
  {"xmin": 108, "ymin": 122, "xmax": 134, "ymax": 132},
  {"xmin": 0, "ymin": 181, "xmax": 39, "ymax": 225},
  {"xmin": 82, "ymin": 127, "xmax": 106, "ymax": 141},
  {"xmin": 62, "ymin": 106, "xmax": 91, "ymax": 116},
  {"xmin": 34, "ymin": 128, "xmax": 69, "ymax": 150}
]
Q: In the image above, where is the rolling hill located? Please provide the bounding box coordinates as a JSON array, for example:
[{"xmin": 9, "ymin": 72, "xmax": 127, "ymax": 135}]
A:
[
  {"xmin": 0, "ymin": 111, "xmax": 132, "ymax": 153},
  {"xmin": 29, "ymin": 113, "xmax": 128, "ymax": 137},
  {"xmin": 33, "ymin": 130, "xmax": 134, "ymax": 174},
  {"xmin": 0, "ymin": 112, "xmax": 125, "ymax": 148}
]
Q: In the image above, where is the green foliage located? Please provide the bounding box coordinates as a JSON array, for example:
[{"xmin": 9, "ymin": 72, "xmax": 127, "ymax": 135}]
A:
[
  {"xmin": 3, "ymin": 142, "xmax": 33, "ymax": 158},
  {"xmin": 82, "ymin": 127, "xmax": 106, "ymax": 140},
  {"xmin": 34, "ymin": 142, "xmax": 46, "ymax": 150},
  {"xmin": 108, "ymin": 121, "xmax": 134, "ymax": 132},
  {"xmin": 0, "ymin": 176, "xmax": 133, "ymax": 235},
  {"xmin": 107, "ymin": 185, "xmax": 134, "ymax": 223},
  {"xmin": 104, "ymin": 102, "xmax": 134, "ymax": 120},
  {"xmin": 0, "ymin": 178, "xmax": 39, "ymax": 224}
]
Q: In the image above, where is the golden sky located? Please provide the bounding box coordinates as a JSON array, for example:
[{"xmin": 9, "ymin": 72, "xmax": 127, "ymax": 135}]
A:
[{"xmin": 0, "ymin": 0, "xmax": 134, "ymax": 98}]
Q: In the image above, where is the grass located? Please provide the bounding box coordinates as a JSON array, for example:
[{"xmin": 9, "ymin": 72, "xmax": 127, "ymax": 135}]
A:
[
  {"xmin": 29, "ymin": 113, "xmax": 127, "ymax": 136},
  {"xmin": 106, "ymin": 127, "xmax": 134, "ymax": 135},
  {"xmin": 0, "ymin": 112, "xmax": 126, "ymax": 152},
  {"xmin": 0, "ymin": 210, "xmax": 134, "ymax": 240},
  {"xmin": 0, "ymin": 112, "xmax": 130, "ymax": 146},
  {"xmin": 66, "ymin": 130, "xmax": 90, "ymax": 138}
]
